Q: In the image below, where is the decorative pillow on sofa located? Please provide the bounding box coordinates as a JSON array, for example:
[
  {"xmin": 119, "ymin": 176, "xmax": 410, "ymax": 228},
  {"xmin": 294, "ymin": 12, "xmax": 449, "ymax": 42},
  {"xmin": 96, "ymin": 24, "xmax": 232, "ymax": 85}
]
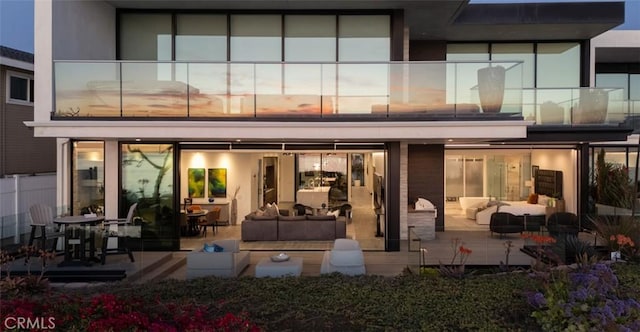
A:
[
  {"xmin": 527, "ymin": 193, "xmax": 539, "ymax": 204},
  {"xmin": 264, "ymin": 203, "xmax": 279, "ymax": 217},
  {"xmin": 327, "ymin": 209, "xmax": 340, "ymax": 217},
  {"xmin": 203, "ymin": 243, "xmax": 224, "ymax": 252}
]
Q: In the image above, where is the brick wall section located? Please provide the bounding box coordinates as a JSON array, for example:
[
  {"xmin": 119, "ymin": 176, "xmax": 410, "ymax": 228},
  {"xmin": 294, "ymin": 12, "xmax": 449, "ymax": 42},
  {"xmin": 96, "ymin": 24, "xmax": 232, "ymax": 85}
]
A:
[{"xmin": 408, "ymin": 144, "xmax": 444, "ymax": 231}]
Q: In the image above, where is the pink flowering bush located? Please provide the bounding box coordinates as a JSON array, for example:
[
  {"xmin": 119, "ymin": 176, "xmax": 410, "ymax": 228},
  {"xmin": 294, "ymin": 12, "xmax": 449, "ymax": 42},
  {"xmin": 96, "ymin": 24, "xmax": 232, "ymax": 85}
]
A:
[{"xmin": 0, "ymin": 292, "xmax": 261, "ymax": 331}]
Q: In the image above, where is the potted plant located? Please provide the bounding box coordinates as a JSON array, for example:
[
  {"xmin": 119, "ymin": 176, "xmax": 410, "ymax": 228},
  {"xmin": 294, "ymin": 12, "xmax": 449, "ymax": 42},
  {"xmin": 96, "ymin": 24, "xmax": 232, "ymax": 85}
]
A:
[{"xmin": 477, "ymin": 65, "xmax": 505, "ymax": 113}]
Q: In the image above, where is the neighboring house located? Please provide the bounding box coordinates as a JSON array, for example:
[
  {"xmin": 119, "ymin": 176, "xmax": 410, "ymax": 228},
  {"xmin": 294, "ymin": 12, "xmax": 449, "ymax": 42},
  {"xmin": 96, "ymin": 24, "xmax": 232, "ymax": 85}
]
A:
[
  {"xmin": 29, "ymin": 0, "xmax": 633, "ymax": 252},
  {"xmin": 0, "ymin": 46, "xmax": 55, "ymax": 176},
  {"xmin": 588, "ymin": 0, "xmax": 640, "ymax": 211}
]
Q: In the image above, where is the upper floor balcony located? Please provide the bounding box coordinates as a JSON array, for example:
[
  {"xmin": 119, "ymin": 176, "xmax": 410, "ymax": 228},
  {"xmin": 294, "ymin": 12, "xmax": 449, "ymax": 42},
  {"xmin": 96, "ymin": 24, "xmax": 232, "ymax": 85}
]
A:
[{"xmin": 52, "ymin": 60, "xmax": 626, "ymax": 126}]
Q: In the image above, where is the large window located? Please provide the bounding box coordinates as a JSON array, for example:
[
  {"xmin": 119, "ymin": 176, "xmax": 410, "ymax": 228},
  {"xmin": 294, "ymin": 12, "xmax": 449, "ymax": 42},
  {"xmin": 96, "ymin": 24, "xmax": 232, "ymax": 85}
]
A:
[
  {"xmin": 446, "ymin": 42, "xmax": 580, "ymax": 88},
  {"xmin": 6, "ymin": 71, "xmax": 34, "ymax": 105},
  {"xmin": 121, "ymin": 143, "xmax": 176, "ymax": 250},
  {"xmin": 72, "ymin": 141, "xmax": 104, "ymax": 216},
  {"xmin": 176, "ymin": 14, "xmax": 227, "ymax": 61}
]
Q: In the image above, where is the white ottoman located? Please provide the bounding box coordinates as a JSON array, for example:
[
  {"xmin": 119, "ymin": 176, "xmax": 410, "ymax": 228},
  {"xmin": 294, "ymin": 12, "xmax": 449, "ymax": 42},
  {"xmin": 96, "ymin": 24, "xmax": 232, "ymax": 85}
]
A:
[{"xmin": 255, "ymin": 257, "xmax": 303, "ymax": 277}]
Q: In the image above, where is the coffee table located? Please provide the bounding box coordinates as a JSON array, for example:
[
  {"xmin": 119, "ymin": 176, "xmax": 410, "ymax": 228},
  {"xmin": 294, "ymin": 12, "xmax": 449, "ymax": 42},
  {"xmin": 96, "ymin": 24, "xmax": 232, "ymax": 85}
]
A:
[{"xmin": 255, "ymin": 257, "xmax": 303, "ymax": 277}]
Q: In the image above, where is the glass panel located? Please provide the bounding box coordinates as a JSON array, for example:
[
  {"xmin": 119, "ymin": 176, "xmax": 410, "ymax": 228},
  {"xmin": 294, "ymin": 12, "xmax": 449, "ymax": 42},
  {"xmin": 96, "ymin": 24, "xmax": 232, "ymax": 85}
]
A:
[
  {"xmin": 631, "ymin": 74, "xmax": 640, "ymax": 115},
  {"xmin": 446, "ymin": 45, "xmax": 490, "ymax": 109},
  {"xmin": 464, "ymin": 158, "xmax": 483, "ymax": 197},
  {"xmin": 29, "ymin": 79, "xmax": 34, "ymax": 102},
  {"xmin": 596, "ymin": 73, "xmax": 628, "ymax": 98},
  {"xmin": 631, "ymin": 74, "xmax": 640, "ymax": 100},
  {"xmin": 120, "ymin": 13, "xmax": 172, "ymax": 60},
  {"xmin": 121, "ymin": 143, "xmax": 176, "ymax": 250},
  {"xmin": 285, "ymin": 15, "xmax": 336, "ymax": 61},
  {"xmin": 184, "ymin": 63, "xmax": 229, "ymax": 117},
  {"xmin": 486, "ymin": 156, "xmax": 506, "ymax": 200},
  {"xmin": 54, "ymin": 62, "xmax": 120, "ymax": 117},
  {"xmin": 72, "ymin": 141, "xmax": 104, "ymax": 216},
  {"xmin": 296, "ymin": 153, "xmax": 347, "ymax": 208},
  {"xmin": 491, "ymin": 43, "xmax": 534, "ymax": 88},
  {"xmin": 337, "ymin": 63, "xmax": 388, "ymax": 114},
  {"xmin": 445, "ymin": 157, "xmax": 463, "ymax": 199},
  {"xmin": 230, "ymin": 15, "xmax": 282, "ymax": 61},
  {"xmin": 121, "ymin": 62, "xmax": 188, "ymax": 117},
  {"xmin": 10, "ymin": 76, "xmax": 28, "ymax": 100},
  {"xmin": 338, "ymin": 15, "xmax": 390, "ymax": 61},
  {"xmin": 176, "ymin": 14, "xmax": 227, "ymax": 61},
  {"xmin": 536, "ymin": 43, "xmax": 580, "ymax": 88}
]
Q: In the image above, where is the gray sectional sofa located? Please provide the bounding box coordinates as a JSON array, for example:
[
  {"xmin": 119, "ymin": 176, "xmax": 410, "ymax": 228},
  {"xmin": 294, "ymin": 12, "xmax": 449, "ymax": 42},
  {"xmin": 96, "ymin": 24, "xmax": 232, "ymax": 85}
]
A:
[{"xmin": 241, "ymin": 214, "xmax": 348, "ymax": 241}]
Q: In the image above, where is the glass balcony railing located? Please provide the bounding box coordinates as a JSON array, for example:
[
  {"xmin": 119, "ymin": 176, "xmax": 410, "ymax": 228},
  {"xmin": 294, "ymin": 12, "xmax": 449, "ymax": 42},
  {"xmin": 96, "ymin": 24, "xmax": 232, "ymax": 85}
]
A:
[
  {"xmin": 52, "ymin": 60, "xmax": 629, "ymax": 126},
  {"xmin": 521, "ymin": 87, "xmax": 627, "ymax": 126},
  {"xmin": 53, "ymin": 60, "xmax": 525, "ymax": 119}
]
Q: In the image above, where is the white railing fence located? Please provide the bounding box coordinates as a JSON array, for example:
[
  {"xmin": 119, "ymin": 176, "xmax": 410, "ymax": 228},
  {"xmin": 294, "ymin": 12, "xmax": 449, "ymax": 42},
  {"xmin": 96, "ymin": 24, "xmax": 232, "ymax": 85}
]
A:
[{"xmin": 0, "ymin": 174, "xmax": 56, "ymax": 246}]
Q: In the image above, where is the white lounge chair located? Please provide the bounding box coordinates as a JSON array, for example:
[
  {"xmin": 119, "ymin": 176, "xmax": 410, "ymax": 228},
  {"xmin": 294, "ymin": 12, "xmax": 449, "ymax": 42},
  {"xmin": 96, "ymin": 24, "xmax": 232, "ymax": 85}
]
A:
[{"xmin": 320, "ymin": 239, "xmax": 366, "ymax": 276}]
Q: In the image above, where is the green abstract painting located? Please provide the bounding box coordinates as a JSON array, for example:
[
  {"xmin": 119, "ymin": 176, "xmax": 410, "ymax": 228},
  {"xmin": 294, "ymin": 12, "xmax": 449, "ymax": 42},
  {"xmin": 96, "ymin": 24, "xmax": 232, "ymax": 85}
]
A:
[
  {"xmin": 208, "ymin": 168, "xmax": 227, "ymax": 198},
  {"xmin": 187, "ymin": 168, "xmax": 205, "ymax": 198}
]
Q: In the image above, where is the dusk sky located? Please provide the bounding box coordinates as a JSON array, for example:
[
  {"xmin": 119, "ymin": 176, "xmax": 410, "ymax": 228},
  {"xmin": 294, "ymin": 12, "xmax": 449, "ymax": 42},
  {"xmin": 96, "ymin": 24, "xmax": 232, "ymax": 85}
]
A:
[
  {"xmin": 0, "ymin": 0, "xmax": 34, "ymax": 52},
  {"xmin": 0, "ymin": 0, "xmax": 637, "ymax": 54}
]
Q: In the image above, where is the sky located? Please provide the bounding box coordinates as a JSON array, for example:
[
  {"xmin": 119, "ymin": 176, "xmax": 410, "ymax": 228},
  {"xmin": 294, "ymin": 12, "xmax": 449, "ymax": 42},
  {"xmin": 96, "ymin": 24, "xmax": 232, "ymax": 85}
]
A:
[
  {"xmin": 0, "ymin": 0, "xmax": 34, "ymax": 52},
  {"xmin": 0, "ymin": 0, "xmax": 637, "ymax": 54}
]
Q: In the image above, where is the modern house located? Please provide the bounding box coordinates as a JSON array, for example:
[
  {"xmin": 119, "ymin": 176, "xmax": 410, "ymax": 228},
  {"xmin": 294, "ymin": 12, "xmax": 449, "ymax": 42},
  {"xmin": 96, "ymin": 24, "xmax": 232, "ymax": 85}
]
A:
[{"xmin": 28, "ymin": 0, "xmax": 633, "ymax": 252}]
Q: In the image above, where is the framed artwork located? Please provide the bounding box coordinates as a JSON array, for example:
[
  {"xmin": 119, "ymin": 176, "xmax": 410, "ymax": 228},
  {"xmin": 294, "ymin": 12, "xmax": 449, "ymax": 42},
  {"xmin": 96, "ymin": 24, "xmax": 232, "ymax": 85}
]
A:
[
  {"xmin": 187, "ymin": 168, "xmax": 205, "ymax": 198},
  {"xmin": 208, "ymin": 168, "xmax": 227, "ymax": 198},
  {"xmin": 532, "ymin": 165, "xmax": 539, "ymax": 179}
]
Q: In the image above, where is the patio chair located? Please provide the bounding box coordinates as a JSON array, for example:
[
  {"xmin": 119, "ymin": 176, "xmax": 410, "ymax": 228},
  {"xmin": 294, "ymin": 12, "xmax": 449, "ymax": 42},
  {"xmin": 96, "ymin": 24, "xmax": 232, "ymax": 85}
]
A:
[
  {"xmin": 320, "ymin": 239, "xmax": 366, "ymax": 276},
  {"xmin": 27, "ymin": 204, "xmax": 64, "ymax": 252},
  {"xmin": 99, "ymin": 203, "xmax": 139, "ymax": 265},
  {"xmin": 199, "ymin": 207, "xmax": 221, "ymax": 237}
]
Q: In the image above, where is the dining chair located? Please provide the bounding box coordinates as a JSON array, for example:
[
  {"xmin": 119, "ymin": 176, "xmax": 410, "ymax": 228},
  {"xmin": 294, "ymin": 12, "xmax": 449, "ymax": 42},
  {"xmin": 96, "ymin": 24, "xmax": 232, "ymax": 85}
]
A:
[
  {"xmin": 99, "ymin": 202, "xmax": 139, "ymax": 264},
  {"xmin": 27, "ymin": 204, "xmax": 64, "ymax": 252},
  {"xmin": 199, "ymin": 207, "xmax": 221, "ymax": 237}
]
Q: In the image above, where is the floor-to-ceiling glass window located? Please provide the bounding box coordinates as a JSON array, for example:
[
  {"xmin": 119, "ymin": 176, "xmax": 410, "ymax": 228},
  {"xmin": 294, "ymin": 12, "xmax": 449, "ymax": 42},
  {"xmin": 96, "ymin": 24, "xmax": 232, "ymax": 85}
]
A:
[
  {"xmin": 177, "ymin": 14, "xmax": 229, "ymax": 117},
  {"xmin": 491, "ymin": 43, "xmax": 535, "ymax": 117},
  {"xmin": 72, "ymin": 141, "xmax": 104, "ymax": 216},
  {"xmin": 338, "ymin": 15, "xmax": 390, "ymax": 114},
  {"xmin": 121, "ymin": 143, "xmax": 176, "ymax": 250},
  {"xmin": 284, "ymin": 15, "xmax": 337, "ymax": 115}
]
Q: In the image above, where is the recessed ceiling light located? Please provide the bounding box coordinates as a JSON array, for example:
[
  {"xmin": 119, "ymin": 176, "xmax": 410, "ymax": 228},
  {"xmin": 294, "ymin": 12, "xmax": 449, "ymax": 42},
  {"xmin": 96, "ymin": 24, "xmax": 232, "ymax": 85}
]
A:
[
  {"xmin": 135, "ymin": 138, "xmax": 141, "ymax": 142},
  {"xmin": 448, "ymin": 139, "xmax": 453, "ymax": 142}
]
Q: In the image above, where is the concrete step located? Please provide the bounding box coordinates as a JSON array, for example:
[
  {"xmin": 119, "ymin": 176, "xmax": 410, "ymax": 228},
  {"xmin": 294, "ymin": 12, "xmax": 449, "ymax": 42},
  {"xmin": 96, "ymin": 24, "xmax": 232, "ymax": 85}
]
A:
[{"xmin": 134, "ymin": 253, "xmax": 187, "ymax": 283}]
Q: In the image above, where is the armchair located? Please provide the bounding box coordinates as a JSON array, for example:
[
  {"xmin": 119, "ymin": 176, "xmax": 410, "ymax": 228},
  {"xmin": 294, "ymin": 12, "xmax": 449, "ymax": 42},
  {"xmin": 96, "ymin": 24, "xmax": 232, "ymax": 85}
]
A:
[
  {"xmin": 27, "ymin": 204, "xmax": 64, "ymax": 252},
  {"xmin": 489, "ymin": 212, "xmax": 524, "ymax": 238},
  {"xmin": 320, "ymin": 239, "xmax": 366, "ymax": 276},
  {"xmin": 186, "ymin": 239, "xmax": 250, "ymax": 279}
]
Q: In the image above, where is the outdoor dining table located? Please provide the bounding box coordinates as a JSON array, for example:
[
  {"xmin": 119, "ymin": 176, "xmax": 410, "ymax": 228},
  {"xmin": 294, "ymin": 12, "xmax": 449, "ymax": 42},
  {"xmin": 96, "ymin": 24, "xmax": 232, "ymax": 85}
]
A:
[{"xmin": 54, "ymin": 215, "xmax": 105, "ymax": 266}]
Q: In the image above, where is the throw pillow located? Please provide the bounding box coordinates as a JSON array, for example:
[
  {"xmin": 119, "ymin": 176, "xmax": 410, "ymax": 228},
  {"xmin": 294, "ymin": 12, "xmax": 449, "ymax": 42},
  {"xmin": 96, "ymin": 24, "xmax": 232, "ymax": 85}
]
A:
[
  {"xmin": 327, "ymin": 209, "xmax": 340, "ymax": 217},
  {"xmin": 213, "ymin": 244, "xmax": 224, "ymax": 252},
  {"xmin": 538, "ymin": 195, "xmax": 550, "ymax": 206},
  {"xmin": 203, "ymin": 243, "xmax": 215, "ymax": 252},
  {"xmin": 255, "ymin": 209, "xmax": 266, "ymax": 217},
  {"xmin": 273, "ymin": 203, "xmax": 280, "ymax": 216},
  {"xmin": 264, "ymin": 204, "xmax": 279, "ymax": 217},
  {"xmin": 527, "ymin": 193, "xmax": 539, "ymax": 204}
]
